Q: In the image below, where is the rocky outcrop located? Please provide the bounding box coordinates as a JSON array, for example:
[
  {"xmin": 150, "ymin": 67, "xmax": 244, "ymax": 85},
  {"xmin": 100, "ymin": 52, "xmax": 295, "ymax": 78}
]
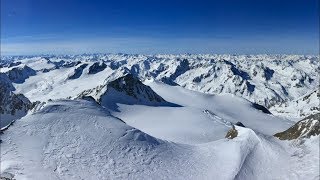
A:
[
  {"xmin": 225, "ymin": 125, "xmax": 238, "ymax": 139},
  {"xmin": 274, "ymin": 113, "xmax": 320, "ymax": 140}
]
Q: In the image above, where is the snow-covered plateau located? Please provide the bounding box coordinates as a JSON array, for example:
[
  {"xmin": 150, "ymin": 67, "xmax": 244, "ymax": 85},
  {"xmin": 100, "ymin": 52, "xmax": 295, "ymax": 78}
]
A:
[{"xmin": 0, "ymin": 54, "xmax": 319, "ymax": 180}]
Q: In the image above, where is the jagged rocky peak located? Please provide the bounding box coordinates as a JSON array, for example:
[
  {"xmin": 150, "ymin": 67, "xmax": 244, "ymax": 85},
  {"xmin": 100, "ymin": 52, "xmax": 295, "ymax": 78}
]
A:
[
  {"xmin": 0, "ymin": 73, "xmax": 32, "ymax": 129},
  {"xmin": 106, "ymin": 74, "xmax": 166, "ymax": 103},
  {"xmin": 274, "ymin": 113, "xmax": 320, "ymax": 140},
  {"xmin": 77, "ymin": 74, "xmax": 168, "ymax": 108},
  {"xmin": 67, "ymin": 63, "xmax": 88, "ymax": 80},
  {"xmin": 6, "ymin": 65, "xmax": 36, "ymax": 83},
  {"xmin": 88, "ymin": 61, "xmax": 107, "ymax": 74}
]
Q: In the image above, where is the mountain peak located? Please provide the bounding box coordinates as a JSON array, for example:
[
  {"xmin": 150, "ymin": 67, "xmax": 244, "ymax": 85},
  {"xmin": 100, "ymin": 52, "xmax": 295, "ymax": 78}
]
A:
[
  {"xmin": 77, "ymin": 74, "xmax": 172, "ymax": 111},
  {"xmin": 107, "ymin": 74, "xmax": 165, "ymax": 102}
]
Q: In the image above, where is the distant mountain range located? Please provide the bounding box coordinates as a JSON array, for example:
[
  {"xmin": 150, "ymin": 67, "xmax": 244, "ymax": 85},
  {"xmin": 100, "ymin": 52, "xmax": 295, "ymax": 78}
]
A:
[{"xmin": 1, "ymin": 54, "xmax": 318, "ymax": 120}]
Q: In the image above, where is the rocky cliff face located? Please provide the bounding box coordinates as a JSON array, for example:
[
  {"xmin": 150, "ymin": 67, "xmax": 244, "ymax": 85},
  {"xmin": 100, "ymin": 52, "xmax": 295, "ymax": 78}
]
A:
[{"xmin": 0, "ymin": 73, "xmax": 32, "ymax": 129}]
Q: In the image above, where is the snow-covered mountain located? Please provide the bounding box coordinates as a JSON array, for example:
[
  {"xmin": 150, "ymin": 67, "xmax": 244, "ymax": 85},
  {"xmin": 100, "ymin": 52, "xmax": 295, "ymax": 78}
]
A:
[
  {"xmin": 0, "ymin": 54, "xmax": 319, "ymax": 179},
  {"xmin": 1, "ymin": 54, "xmax": 318, "ymax": 120},
  {"xmin": 271, "ymin": 89, "xmax": 320, "ymax": 120},
  {"xmin": 77, "ymin": 74, "xmax": 171, "ymax": 110}
]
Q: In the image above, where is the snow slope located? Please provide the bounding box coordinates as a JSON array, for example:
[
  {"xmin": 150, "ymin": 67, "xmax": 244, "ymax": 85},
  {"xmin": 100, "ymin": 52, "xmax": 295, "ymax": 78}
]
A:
[
  {"xmin": 73, "ymin": 75, "xmax": 292, "ymax": 144},
  {"xmin": 110, "ymin": 79, "xmax": 293, "ymax": 144},
  {"xmin": 1, "ymin": 99, "xmax": 318, "ymax": 180}
]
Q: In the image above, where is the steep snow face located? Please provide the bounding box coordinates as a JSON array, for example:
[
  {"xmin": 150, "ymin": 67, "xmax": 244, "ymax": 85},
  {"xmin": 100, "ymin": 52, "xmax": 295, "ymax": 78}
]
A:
[
  {"xmin": 1, "ymin": 99, "xmax": 317, "ymax": 180},
  {"xmin": 271, "ymin": 89, "xmax": 320, "ymax": 121},
  {"xmin": 1, "ymin": 54, "xmax": 318, "ymax": 119},
  {"xmin": 0, "ymin": 73, "xmax": 32, "ymax": 129},
  {"xmin": 275, "ymin": 113, "xmax": 320, "ymax": 140}
]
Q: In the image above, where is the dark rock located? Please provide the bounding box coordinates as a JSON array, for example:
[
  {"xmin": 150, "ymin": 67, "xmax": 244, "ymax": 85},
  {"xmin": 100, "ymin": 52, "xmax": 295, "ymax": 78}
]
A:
[
  {"xmin": 169, "ymin": 59, "xmax": 190, "ymax": 80},
  {"xmin": 88, "ymin": 62, "xmax": 107, "ymax": 74},
  {"xmin": 235, "ymin": 122, "xmax": 245, "ymax": 127},
  {"xmin": 107, "ymin": 74, "xmax": 165, "ymax": 102},
  {"xmin": 6, "ymin": 65, "xmax": 36, "ymax": 83},
  {"xmin": 225, "ymin": 125, "xmax": 238, "ymax": 139},
  {"xmin": 252, "ymin": 103, "xmax": 272, "ymax": 114},
  {"xmin": 68, "ymin": 64, "xmax": 88, "ymax": 79}
]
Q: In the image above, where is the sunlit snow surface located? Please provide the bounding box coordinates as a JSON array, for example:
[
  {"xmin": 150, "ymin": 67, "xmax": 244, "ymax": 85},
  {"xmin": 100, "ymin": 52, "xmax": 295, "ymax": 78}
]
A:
[
  {"xmin": 0, "ymin": 54, "xmax": 319, "ymax": 179},
  {"xmin": 1, "ymin": 100, "xmax": 318, "ymax": 179}
]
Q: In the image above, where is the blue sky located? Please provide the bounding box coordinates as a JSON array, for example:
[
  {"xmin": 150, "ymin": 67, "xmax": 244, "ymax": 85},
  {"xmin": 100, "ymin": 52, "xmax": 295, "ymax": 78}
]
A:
[{"xmin": 1, "ymin": 0, "xmax": 319, "ymax": 55}]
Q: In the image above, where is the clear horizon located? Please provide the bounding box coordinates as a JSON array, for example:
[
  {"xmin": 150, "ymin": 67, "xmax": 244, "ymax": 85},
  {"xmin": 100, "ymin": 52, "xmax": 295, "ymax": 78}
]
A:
[{"xmin": 1, "ymin": 0, "xmax": 319, "ymax": 55}]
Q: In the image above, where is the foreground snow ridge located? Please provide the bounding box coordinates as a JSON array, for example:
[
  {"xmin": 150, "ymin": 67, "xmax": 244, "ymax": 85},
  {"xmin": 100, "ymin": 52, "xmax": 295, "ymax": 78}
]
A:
[{"xmin": 1, "ymin": 100, "xmax": 318, "ymax": 180}]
